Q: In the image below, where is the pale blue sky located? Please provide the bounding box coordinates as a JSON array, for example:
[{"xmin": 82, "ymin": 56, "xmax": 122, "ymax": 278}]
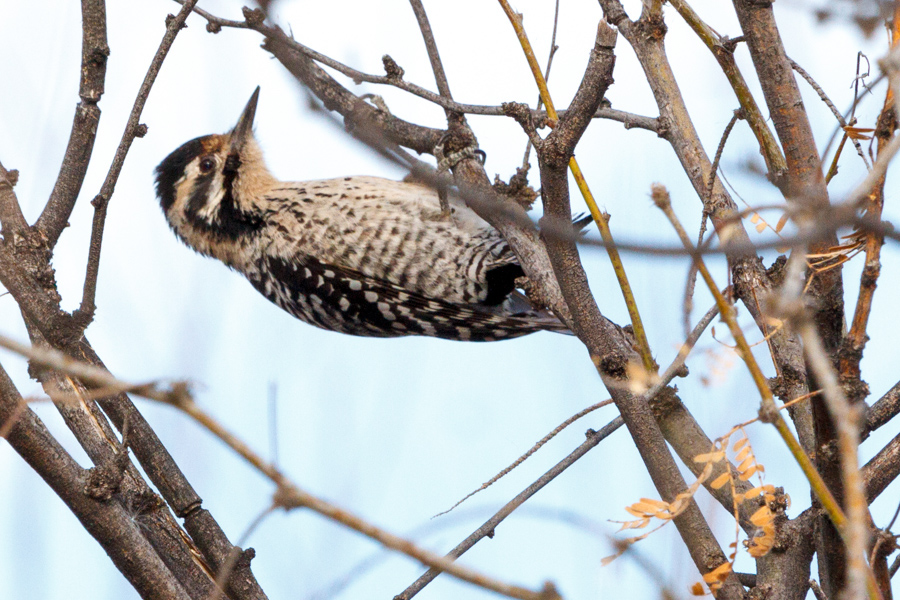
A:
[{"xmin": 1, "ymin": 1, "xmax": 898, "ymax": 599}]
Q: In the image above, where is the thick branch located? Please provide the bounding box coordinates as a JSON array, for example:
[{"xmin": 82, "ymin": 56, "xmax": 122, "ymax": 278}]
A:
[
  {"xmin": 259, "ymin": 22, "xmax": 444, "ymax": 155},
  {"xmin": 0, "ymin": 364, "xmax": 193, "ymax": 600},
  {"xmin": 24, "ymin": 324, "xmax": 219, "ymax": 600},
  {"xmin": 596, "ymin": 0, "xmax": 815, "ymax": 456},
  {"xmin": 731, "ymin": 0, "xmax": 827, "ymax": 204},
  {"xmin": 537, "ymin": 147, "xmax": 745, "ymax": 600}
]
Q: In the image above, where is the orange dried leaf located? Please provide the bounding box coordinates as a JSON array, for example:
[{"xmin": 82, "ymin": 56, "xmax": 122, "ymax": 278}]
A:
[
  {"xmin": 735, "ymin": 445, "xmax": 752, "ymax": 462},
  {"xmin": 843, "ymin": 126, "xmax": 875, "ymax": 140},
  {"xmin": 738, "ymin": 456, "xmax": 755, "ymax": 473},
  {"xmin": 750, "ymin": 213, "xmax": 761, "ymax": 224},
  {"xmin": 750, "ymin": 506, "xmax": 773, "ymax": 526},
  {"xmin": 738, "ymin": 465, "xmax": 758, "ymax": 480},
  {"xmin": 703, "ymin": 562, "xmax": 733, "ymax": 583},
  {"xmin": 775, "ymin": 213, "xmax": 789, "ymax": 233},
  {"xmin": 755, "ymin": 221, "xmax": 767, "ymax": 233},
  {"xmin": 743, "ymin": 486, "xmax": 764, "ymax": 499},
  {"xmin": 732, "ymin": 437, "xmax": 749, "ymax": 452},
  {"xmin": 690, "ymin": 582, "xmax": 706, "ymax": 596},
  {"xmin": 711, "ymin": 472, "xmax": 731, "ymax": 489},
  {"xmin": 694, "ymin": 451, "xmax": 726, "ymax": 464}
]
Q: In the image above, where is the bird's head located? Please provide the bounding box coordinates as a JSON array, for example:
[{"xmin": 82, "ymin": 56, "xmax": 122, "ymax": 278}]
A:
[{"xmin": 154, "ymin": 87, "xmax": 275, "ymax": 251}]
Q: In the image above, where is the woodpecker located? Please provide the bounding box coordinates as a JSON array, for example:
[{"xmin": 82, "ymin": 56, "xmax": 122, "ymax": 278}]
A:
[{"xmin": 154, "ymin": 88, "xmax": 572, "ymax": 341}]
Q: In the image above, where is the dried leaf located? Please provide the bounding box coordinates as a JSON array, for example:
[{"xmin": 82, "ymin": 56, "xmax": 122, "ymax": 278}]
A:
[
  {"xmin": 775, "ymin": 213, "xmax": 789, "ymax": 233},
  {"xmin": 694, "ymin": 451, "xmax": 726, "ymax": 464},
  {"xmin": 738, "ymin": 465, "xmax": 758, "ymax": 480},
  {"xmin": 750, "ymin": 506, "xmax": 773, "ymax": 527},
  {"xmin": 690, "ymin": 582, "xmax": 706, "ymax": 596},
  {"xmin": 737, "ymin": 456, "xmax": 755, "ymax": 473},
  {"xmin": 711, "ymin": 472, "xmax": 731, "ymax": 489},
  {"xmin": 732, "ymin": 437, "xmax": 749, "ymax": 452},
  {"xmin": 755, "ymin": 221, "xmax": 767, "ymax": 233},
  {"xmin": 702, "ymin": 561, "xmax": 733, "ymax": 584},
  {"xmin": 735, "ymin": 445, "xmax": 751, "ymax": 462},
  {"xmin": 843, "ymin": 126, "xmax": 875, "ymax": 140},
  {"xmin": 743, "ymin": 486, "xmax": 764, "ymax": 499}
]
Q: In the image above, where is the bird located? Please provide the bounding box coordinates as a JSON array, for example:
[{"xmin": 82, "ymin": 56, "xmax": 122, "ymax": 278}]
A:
[{"xmin": 154, "ymin": 87, "xmax": 575, "ymax": 341}]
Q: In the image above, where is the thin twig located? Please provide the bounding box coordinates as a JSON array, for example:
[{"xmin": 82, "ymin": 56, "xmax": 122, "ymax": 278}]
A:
[
  {"xmin": 522, "ymin": 0, "xmax": 561, "ymax": 168},
  {"xmin": 434, "ymin": 398, "xmax": 614, "ymax": 517},
  {"xmin": 682, "ymin": 210, "xmax": 709, "ymax": 339},
  {"xmin": 0, "ymin": 332, "xmax": 553, "ymax": 600},
  {"xmin": 788, "ymin": 57, "xmax": 871, "ymax": 169},
  {"xmin": 175, "ymin": 1, "xmax": 660, "ymax": 134},
  {"xmin": 397, "ymin": 418, "xmax": 624, "ymax": 600},
  {"xmin": 707, "ymin": 110, "xmax": 742, "ymax": 201},
  {"xmin": 408, "ymin": 0, "xmax": 453, "ymax": 100},
  {"xmin": 76, "ymin": 0, "xmax": 199, "ymax": 327}
]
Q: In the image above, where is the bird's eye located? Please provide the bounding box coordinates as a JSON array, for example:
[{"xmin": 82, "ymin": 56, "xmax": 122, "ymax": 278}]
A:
[{"xmin": 199, "ymin": 157, "xmax": 216, "ymax": 173}]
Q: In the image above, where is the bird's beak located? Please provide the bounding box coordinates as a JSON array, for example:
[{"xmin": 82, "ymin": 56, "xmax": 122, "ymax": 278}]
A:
[{"xmin": 229, "ymin": 86, "xmax": 260, "ymax": 156}]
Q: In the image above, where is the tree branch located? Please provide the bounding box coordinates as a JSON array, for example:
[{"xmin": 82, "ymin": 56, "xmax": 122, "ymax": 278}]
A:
[
  {"xmin": 0, "ymin": 363, "xmax": 193, "ymax": 600},
  {"xmin": 75, "ymin": 0, "xmax": 199, "ymax": 327},
  {"xmin": 35, "ymin": 0, "xmax": 109, "ymax": 249}
]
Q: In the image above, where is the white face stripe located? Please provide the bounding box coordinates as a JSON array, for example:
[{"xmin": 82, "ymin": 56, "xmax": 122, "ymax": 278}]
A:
[{"xmin": 169, "ymin": 154, "xmax": 227, "ymax": 227}]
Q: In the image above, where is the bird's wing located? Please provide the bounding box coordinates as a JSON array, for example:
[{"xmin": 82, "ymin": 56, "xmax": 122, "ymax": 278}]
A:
[{"xmin": 248, "ymin": 252, "xmax": 567, "ymax": 341}]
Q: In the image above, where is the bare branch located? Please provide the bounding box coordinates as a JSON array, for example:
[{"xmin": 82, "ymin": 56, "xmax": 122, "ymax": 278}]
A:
[
  {"xmin": 865, "ymin": 380, "xmax": 900, "ymax": 436},
  {"xmin": 0, "ymin": 333, "xmax": 554, "ymax": 600},
  {"xmin": 397, "ymin": 417, "xmax": 624, "ymax": 600},
  {"xmin": 35, "ymin": 0, "xmax": 109, "ymax": 248},
  {"xmin": 75, "ymin": 0, "xmax": 200, "ymax": 327},
  {"xmin": 0, "ymin": 363, "xmax": 194, "ymax": 600},
  {"xmin": 408, "ymin": 0, "xmax": 453, "ymax": 101},
  {"xmin": 788, "ymin": 57, "xmax": 870, "ymax": 170}
]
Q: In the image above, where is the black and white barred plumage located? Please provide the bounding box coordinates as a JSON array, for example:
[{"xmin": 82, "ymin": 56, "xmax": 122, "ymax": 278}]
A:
[{"xmin": 154, "ymin": 88, "xmax": 570, "ymax": 341}]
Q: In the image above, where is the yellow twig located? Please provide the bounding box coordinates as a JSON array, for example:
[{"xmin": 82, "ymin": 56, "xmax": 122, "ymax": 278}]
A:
[
  {"xmin": 649, "ymin": 185, "xmax": 849, "ymax": 536},
  {"xmin": 496, "ymin": 0, "xmax": 655, "ymax": 373}
]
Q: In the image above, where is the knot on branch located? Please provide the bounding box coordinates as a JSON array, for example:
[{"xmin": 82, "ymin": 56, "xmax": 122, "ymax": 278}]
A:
[
  {"xmin": 206, "ymin": 21, "xmax": 222, "ymax": 33},
  {"xmin": 593, "ymin": 350, "xmax": 630, "ymax": 379},
  {"xmin": 235, "ymin": 547, "xmax": 257, "ymax": 570},
  {"xmin": 84, "ymin": 451, "xmax": 131, "ymax": 501},
  {"xmin": 241, "ymin": 7, "xmax": 266, "ymax": 27},
  {"xmin": 165, "ymin": 14, "xmax": 188, "ymax": 30},
  {"xmin": 493, "ymin": 166, "xmax": 537, "ymax": 210},
  {"xmin": 89, "ymin": 45, "xmax": 110, "ymax": 66},
  {"xmin": 382, "ymin": 55, "xmax": 404, "ymax": 80},
  {"xmin": 3, "ymin": 169, "xmax": 18, "ymax": 187},
  {"xmin": 647, "ymin": 386, "xmax": 681, "ymax": 419},
  {"xmin": 502, "ymin": 101, "xmax": 538, "ymax": 136},
  {"xmin": 722, "ymin": 35, "xmax": 746, "ymax": 53}
]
